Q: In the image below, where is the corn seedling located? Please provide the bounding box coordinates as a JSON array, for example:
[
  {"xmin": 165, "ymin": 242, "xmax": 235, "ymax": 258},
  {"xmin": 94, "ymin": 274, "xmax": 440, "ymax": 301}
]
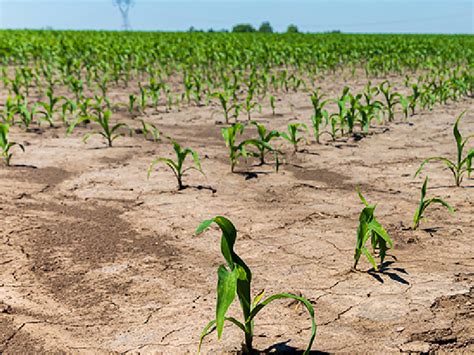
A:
[
  {"xmin": 331, "ymin": 87, "xmax": 350, "ymax": 136},
  {"xmin": 37, "ymin": 88, "xmax": 62, "ymax": 127},
  {"xmin": 214, "ymin": 91, "xmax": 237, "ymax": 124},
  {"xmin": 399, "ymin": 95, "xmax": 409, "ymax": 120},
  {"xmin": 128, "ymin": 94, "xmax": 137, "ymax": 116},
  {"xmin": 222, "ymin": 123, "xmax": 247, "ymax": 172},
  {"xmin": 192, "ymin": 75, "xmax": 203, "ymax": 105},
  {"xmin": 60, "ymin": 98, "xmax": 77, "ymax": 126},
  {"xmin": 148, "ymin": 140, "xmax": 203, "ymax": 190},
  {"xmin": 138, "ymin": 83, "xmax": 148, "ymax": 112},
  {"xmin": 68, "ymin": 75, "xmax": 84, "ymax": 102},
  {"xmin": 222, "ymin": 123, "xmax": 269, "ymax": 172},
  {"xmin": 0, "ymin": 123, "xmax": 24, "ymax": 166},
  {"xmin": 69, "ymin": 108, "xmax": 130, "ymax": 147},
  {"xmin": 413, "ymin": 177, "xmax": 454, "ymax": 230},
  {"xmin": 17, "ymin": 100, "xmax": 38, "ymax": 130},
  {"xmin": 366, "ymin": 102, "xmax": 383, "ymax": 132},
  {"xmin": 415, "ymin": 111, "xmax": 474, "ymax": 186},
  {"xmin": 280, "ymin": 123, "xmax": 308, "ymax": 153},
  {"xmin": 353, "ymin": 189, "xmax": 393, "ymax": 271},
  {"xmin": 149, "ymin": 78, "xmax": 162, "ymax": 110},
  {"xmin": 250, "ymin": 121, "xmax": 280, "ymax": 165},
  {"xmin": 310, "ymin": 89, "xmax": 329, "ymax": 143},
  {"xmin": 379, "ymin": 81, "xmax": 400, "ymax": 122},
  {"xmin": 269, "ymin": 95, "xmax": 276, "ymax": 116},
  {"xmin": 408, "ymin": 84, "xmax": 421, "ymax": 115},
  {"xmin": 243, "ymin": 85, "xmax": 260, "ymax": 121},
  {"xmin": 196, "ymin": 216, "xmax": 316, "ymax": 354},
  {"xmin": 139, "ymin": 120, "xmax": 160, "ymax": 142},
  {"xmin": 1, "ymin": 97, "xmax": 18, "ymax": 125},
  {"xmin": 346, "ymin": 92, "xmax": 362, "ymax": 134}
]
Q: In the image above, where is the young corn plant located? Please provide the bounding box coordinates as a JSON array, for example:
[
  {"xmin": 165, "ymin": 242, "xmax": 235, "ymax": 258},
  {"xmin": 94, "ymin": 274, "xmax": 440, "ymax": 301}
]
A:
[
  {"xmin": 139, "ymin": 120, "xmax": 160, "ymax": 142},
  {"xmin": 345, "ymin": 92, "xmax": 363, "ymax": 134},
  {"xmin": 222, "ymin": 123, "xmax": 246, "ymax": 172},
  {"xmin": 399, "ymin": 95, "xmax": 410, "ymax": 120},
  {"xmin": 69, "ymin": 108, "xmax": 130, "ymax": 147},
  {"xmin": 138, "ymin": 83, "xmax": 148, "ymax": 112},
  {"xmin": 357, "ymin": 101, "xmax": 382, "ymax": 133},
  {"xmin": 196, "ymin": 216, "xmax": 316, "ymax": 354},
  {"xmin": 250, "ymin": 121, "xmax": 280, "ymax": 165},
  {"xmin": 214, "ymin": 91, "xmax": 237, "ymax": 124},
  {"xmin": 280, "ymin": 123, "xmax": 308, "ymax": 153},
  {"xmin": 408, "ymin": 83, "xmax": 421, "ymax": 115},
  {"xmin": 0, "ymin": 96, "xmax": 18, "ymax": 125},
  {"xmin": 243, "ymin": 85, "xmax": 260, "ymax": 121},
  {"xmin": 60, "ymin": 98, "xmax": 77, "ymax": 127},
  {"xmin": 353, "ymin": 189, "xmax": 393, "ymax": 271},
  {"xmin": 325, "ymin": 115, "xmax": 341, "ymax": 141},
  {"xmin": 222, "ymin": 123, "xmax": 268, "ymax": 173},
  {"xmin": 148, "ymin": 140, "xmax": 203, "ymax": 190},
  {"xmin": 413, "ymin": 177, "xmax": 454, "ymax": 230},
  {"xmin": 128, "ymin": 94, "xmax": 137, "ymax": 116},
  {"xmin": 17, "ymin": 100, "xmax": 38, "ymax": 130},
  {"xmin": 68, "ymin": 75, "xmax": 84, "ymax": 102},
  {"xmin": 77, "ymin": 97, "xmax": 93, "ymax": 121},
  {"xmin": 192, "ymin": 75, "xmax": 204, "ymax": 105},
  {"xmin": 0, "ymin": 123, "xmax": 24, "ymax": 166},
  {"xmin": 37, "ymin": 88, "xmax": 62, "ymax": 127},
  {"xmin": 310, "ymin": 89, "xmax": 329, "ymax": 143},
  {"xmin": 269, "ymin": 95, "xmax": 276, "ymax": 116},
  {"xmin": 379, "ymin": 81, "xmax": 400, "ymax": 122},
  {"xmin": 415, "ymin": 111, "xmax": 473, "ymax": 187}
]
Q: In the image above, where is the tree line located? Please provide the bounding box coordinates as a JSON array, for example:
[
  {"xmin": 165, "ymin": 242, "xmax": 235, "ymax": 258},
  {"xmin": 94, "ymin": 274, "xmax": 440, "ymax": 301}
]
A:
[{"xmin": 189, "ymin": 22, "xmax": 300, "ymax": 34}]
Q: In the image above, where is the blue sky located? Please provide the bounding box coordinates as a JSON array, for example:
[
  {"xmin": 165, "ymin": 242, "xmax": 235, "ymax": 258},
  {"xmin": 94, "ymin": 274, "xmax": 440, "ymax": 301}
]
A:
[{"xmin": 0, "ymin": 0, "xmax": 473, "ymax": 33}]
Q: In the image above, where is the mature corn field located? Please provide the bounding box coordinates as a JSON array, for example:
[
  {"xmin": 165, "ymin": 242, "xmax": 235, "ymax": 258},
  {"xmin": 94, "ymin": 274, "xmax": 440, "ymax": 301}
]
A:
[{"xmin": 0, "ymin": 30, "xmax": 473, "ymax": 353}]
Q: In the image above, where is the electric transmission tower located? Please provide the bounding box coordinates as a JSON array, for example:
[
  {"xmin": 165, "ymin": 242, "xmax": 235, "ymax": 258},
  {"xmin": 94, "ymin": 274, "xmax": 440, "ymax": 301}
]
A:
[{"xmin": 113, "ymin": 0, "xmax": 135, "ymax": 30}]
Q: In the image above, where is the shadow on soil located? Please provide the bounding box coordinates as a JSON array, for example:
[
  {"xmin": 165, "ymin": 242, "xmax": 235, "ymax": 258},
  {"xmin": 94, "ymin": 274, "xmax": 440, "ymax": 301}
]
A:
[
  {"xmin": 182, "ymin": 184, "xmax": 217, "ymax": 193},
  {"xmin": 236, "ymin": 171, "xmax": 271, "ymax": 180},
  {"xmin": 368, "ymin": 261, "xmax": 410, "ymax": 285},
  {"xmin": 260, "ymin": 340, "xmax": 329, "ymax": 354}
]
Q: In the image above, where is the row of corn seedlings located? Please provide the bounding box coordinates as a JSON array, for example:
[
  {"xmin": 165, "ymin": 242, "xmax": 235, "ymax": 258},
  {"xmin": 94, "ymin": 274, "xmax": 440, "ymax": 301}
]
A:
[{"xmin": 195, "ymin": 111, "xmax": 471, "ymax": 353}]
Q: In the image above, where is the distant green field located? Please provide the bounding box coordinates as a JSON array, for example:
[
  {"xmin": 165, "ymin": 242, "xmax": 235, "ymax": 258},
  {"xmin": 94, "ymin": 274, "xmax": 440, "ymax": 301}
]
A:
[
  {"xmin": 0, "ymin": 31, "xmax": 472, "ymax": 139},
  {"xmin": 1, "ymin": 31, "xmax": 472, "ymax": 75}
]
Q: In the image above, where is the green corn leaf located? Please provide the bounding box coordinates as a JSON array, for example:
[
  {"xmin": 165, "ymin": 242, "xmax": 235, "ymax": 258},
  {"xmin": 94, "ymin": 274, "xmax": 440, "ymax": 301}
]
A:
[
  {"xmin": 378, "ymin": 238, "xmax": 388, "ymax": 264},
  {"xmin": 252, "ymin": 289, "xmax": 265, "ymax": 308},
  {"xmin": 420, "ymin": 176, "xmax": 428, "ymax": 201},
  {"xmin": 461, "ymin": 149, "xmax": 474, "ymax": 170},
  {"xmin": 188, "ymin": 149, "xmax": 204, "ymax": 174},
  {"xmin": 368, "ymin": 219, "xmax": 393, "ymax": 248},
  {"xmin": 82, "ymin": 132, "xmax": 93, "ymax": 143},
  {"xmin": 198, "ymin": 317, "xmax": 246, "ymax": 354},
  {"xmin": 356, "ymin": 187, "xmax": 369, "ymax": 207},
  {"xmin": 12, "ymin": 142, "xmax": 25, "ymax": 152},
  {"xmin": 216, "ymin": 265, "xmax": 238, "ymax": 339},
  {"xmin": 279, "ymin": 132, "xmax": 290, "ymax": 142},
  {"xmin": 247, "ymin": 292, "xmax": 316, "ymax": 355},
  {"xmin": 426, "ymin": 197, "xmax": 455, "ymax": 214},
  {"xmin": 362, "ymin": 247, "xmax": 378, "ymax": 271},
  {"xmin": 147, "ymin": 157, "xmax": 177, "ymax": 179},
  {"xmin": 453, "ymin": 111, "xmax": 466, "ymax": 164},
  {"xmin": 111, "ymin": 122, "xmax": 128, "ymax": 134},
  {"xmin": 196, "ymin": 218, "xmax": 215, "ymax": 235},
  {"xmin": 413, "ymin": 206, "xmax": 422, "ymax": 229},
  {"xmin": 415, "ymin": 157, "xmax": 456, "ymax": 177}
]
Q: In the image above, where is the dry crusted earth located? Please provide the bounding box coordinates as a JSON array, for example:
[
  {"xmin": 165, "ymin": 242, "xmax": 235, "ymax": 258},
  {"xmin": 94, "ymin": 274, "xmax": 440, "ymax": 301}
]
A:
[{"xmin": 0, "ymin": 75, "xmax": 473, "ymax": 353}]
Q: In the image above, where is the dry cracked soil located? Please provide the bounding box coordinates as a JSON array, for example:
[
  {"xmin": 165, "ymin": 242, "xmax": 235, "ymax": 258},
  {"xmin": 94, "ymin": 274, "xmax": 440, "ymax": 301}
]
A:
[{"xmin": 1, "ymin": 73, "xmax": 473, "ymax": 353}]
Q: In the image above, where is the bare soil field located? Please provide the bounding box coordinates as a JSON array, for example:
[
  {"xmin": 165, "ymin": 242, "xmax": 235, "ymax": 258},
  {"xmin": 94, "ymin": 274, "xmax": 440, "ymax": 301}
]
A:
[{"xmin": 1, "ymin": 74, "xmax": 473, "ymax": 354}]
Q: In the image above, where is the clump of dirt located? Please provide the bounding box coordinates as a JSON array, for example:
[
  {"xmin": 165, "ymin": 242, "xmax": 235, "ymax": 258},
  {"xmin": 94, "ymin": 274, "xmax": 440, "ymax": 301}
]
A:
[{"xmin": 426, "ymin": 288, "xmax": 472, "ymax": 349}]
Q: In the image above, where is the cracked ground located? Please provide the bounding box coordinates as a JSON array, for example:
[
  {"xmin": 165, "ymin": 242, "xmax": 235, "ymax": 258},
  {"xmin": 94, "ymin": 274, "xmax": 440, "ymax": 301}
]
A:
[{"xmin": 1, "ymin": 74, "xmax": 473, "ymax": 353}]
